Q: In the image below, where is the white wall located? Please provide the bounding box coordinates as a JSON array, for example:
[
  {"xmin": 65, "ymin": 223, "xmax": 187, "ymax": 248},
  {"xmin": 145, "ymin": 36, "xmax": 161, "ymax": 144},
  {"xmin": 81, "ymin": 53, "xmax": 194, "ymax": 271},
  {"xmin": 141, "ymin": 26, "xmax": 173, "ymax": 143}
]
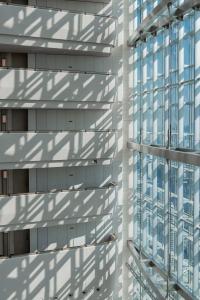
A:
[
  {"xmin": 0, "ymin": 188, "xmax": 116, "ymax": 231},
  {"xmin": 0, "ymin": 0, "xmax": 126, "ymax": 298},
  {"xmin": 0, "ymin": 4, "xmax": 116, "ymax": 46},
  {"xmin": 29, "ymin": 0, "xmax": 112, "ymax": 15},
  {"xmin": 30, "ymin": 218, "xmax": 115, "ymax": 251},
  {"xmin": 32, "ymin": 109, "xmax": 118, "ymax": 131},
  {"xmin": 0, "ymin": 239, "xmax": 117, "ymax": 300},
  {"xmin": 0, "ymin": 132, "xmax": 116, "ymax": 164},
  {"xmin": 33, "ymin": 165, "xmax": 116, "ymax": 192},
  {"xmin": 0, "ymin": 69, "xmax": 116, "ymax": 104}
]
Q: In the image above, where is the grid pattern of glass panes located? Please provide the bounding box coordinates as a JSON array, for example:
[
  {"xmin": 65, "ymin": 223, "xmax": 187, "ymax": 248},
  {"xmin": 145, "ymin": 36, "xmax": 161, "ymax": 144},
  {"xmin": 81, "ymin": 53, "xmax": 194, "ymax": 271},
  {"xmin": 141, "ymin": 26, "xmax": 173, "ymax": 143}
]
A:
[
  {"xmin": 133, "ymin": 153, "xmax": 200, "ymax": 299},
  {"xmin": 133, "ymin": 3, "xmax": 200, "ymax": 150},
  {"xmin": 132, "ymin": 1, "xmax": 200, "ymax": 299}
]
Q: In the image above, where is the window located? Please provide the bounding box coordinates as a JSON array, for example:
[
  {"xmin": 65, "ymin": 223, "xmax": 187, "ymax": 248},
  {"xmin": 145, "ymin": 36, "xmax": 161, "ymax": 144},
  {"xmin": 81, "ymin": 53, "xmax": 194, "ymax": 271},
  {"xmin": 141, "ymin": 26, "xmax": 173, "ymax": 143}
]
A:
[
  {"xmin": 0, "ymin": 230, "xmax": 30, "ymax": 257},
  {"xmin": 130, "ymin": 1, "xmax": 200, "ymax": 299}
]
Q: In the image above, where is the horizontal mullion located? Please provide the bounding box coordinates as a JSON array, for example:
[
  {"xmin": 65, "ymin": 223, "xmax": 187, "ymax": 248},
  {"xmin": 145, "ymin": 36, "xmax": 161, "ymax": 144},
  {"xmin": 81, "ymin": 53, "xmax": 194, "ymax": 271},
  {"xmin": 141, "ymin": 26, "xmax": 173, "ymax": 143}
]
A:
[{"xmin": 127, "ymin": 141, "xmax": 200, "ymax": 166}]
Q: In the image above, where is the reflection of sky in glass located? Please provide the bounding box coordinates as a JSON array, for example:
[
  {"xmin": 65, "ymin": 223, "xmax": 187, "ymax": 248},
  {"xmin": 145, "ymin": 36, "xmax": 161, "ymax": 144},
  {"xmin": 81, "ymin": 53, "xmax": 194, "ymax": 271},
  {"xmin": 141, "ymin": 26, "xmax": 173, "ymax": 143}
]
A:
[
  {"xmin": 133, "ymin": 9, "xmax": 198, "ymax": 150},
  {"xmin": 133, "ymin": 155, "xmax": 198, "ymax": 297},
  {"xmin": 132, "ymin": 2, "xmax": 200, "ymax": 298}
]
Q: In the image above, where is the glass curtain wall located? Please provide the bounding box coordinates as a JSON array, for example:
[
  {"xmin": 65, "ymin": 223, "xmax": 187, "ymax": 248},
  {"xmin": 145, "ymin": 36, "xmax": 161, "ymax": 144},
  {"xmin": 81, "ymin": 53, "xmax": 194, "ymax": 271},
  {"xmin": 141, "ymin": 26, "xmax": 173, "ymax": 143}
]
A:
[
  {"xmin": 132, "ymin": 0, "xmax": 200, "ymax": 299},
  {"xmin": 133, "ymin": 1, "xmax": 200, "ymax": 150}
]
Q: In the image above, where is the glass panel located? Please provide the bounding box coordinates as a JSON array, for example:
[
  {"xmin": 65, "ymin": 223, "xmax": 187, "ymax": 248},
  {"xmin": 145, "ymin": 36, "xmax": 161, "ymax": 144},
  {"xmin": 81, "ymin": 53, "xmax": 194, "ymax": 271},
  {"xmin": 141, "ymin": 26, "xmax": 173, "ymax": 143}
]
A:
[{"xmin": 131, "ymin": 3, "xmax": 200, "ymax": 299}]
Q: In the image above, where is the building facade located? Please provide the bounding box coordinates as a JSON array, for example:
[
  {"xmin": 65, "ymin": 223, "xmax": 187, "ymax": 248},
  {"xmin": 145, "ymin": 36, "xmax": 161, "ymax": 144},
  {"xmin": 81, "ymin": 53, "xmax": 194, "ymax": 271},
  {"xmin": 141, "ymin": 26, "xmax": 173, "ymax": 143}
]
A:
[
  {"xmin": 127, "ymin": 0, "xmax": 200, "ymax": 299},
  {"xmin": 1, "ymin": 0, "xmax": 199, "ymax": 299},
  {"xmin": 0, "ymin": 0, "xmax": 127, "ymax": 299}
]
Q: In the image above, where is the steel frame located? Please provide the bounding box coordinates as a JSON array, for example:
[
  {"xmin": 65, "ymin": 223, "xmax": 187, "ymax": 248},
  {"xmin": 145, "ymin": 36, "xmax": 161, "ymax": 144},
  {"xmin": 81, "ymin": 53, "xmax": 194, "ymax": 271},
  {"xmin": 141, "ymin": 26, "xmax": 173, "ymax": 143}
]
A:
[
  {"xmin": 127, "ymin": 240, "xmax": 194, "ymax": 300},
  {"xmin": 128, "ymin": 0, "xmax": 200, "ymax": 47},
  {"xmin": 127, "ymin": 141, "xmax": 200, "ymax": 166}
]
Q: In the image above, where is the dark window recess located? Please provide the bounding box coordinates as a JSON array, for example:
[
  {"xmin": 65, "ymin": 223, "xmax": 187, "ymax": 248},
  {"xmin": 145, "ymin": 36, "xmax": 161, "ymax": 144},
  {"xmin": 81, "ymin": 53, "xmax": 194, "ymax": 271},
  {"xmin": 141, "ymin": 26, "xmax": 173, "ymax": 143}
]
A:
[
  {"xmin": 0, "ymin": 109, "xmax": 28, "ymax": 132},
  {"xmin": 0, "ymin": 169, "xmax": 29, "ymax": 195},
  {"xmin": 11, "ymin": 53, "xmax": 28, "ymax": 68},
  {"xmin": 0, "ymin": 53, "xmax": 8, "ymax": 67},
  {"xmin": 13, "ymin": 169, "xmax": 29, "ymax": 194},
  {"xmin": 0, "ymin": 110, "xmax": 8, "ymax": 131},
  {"xmin": 0, "ymin": 0, "xmax": 28, "ymax": 5},
  {"xmin": 14, "ymin": 230, "xmax": 30, "ymax": 255},
  {"xmin": 11, "ymin": 109, "xmax": 28, "ymax": 131},
  {"xmin": 0, "ymin": 170, "xmax": 8, "ymax": 195},
  {"xmin": 0, "ymin": 230, "xmax": 30, "ymax": 257}
]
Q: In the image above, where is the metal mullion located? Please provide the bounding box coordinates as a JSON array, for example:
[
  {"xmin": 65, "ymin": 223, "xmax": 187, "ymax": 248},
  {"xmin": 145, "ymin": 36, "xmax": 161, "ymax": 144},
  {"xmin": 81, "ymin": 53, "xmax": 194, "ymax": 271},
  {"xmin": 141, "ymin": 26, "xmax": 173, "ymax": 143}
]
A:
[
  {"xmin": 194, "ymin": 10, "xmax": 200, "ymax": 151},
  {"xmin": 127, "ymin": 240, "xmax": 166, "ymax": 300},
  {"xmin": 152, "ymin": 156, "xmax": 158, "ymax": 260},
  {"xmin": 127, "ymin": 142, "xmax": 200, "ymax": 167},
  {"xmin": 140, "ymin": 43, "xmax": 143, "ymax": 145},
  {"xmin": 165, "ymin": 25, "xmax": 170, "ymax": 148},
  {"xmin": 127, "ymin": 240, "xmax": 195, "ymax": 300},
  {"xmin": 170, "ymin": 20, "xmax": 179, "ymax": 149},
  {"xmin": 133, "ymin": 154, "xmax": 138, "ymax": 245},
  {"xmin": 165, "ymin": 158, "xmax": 171, "ymax": 298},
  {"xmin": 153, "ymin": 34, "xmax": 157, "ymax": 146},
  {"xmin": 139, "ymin": 152, "xmax": 142, "ymax": 253},
  {"xmin": 142, "ymin": 154, "xmax": 147, "ymax": 252},
  {"xmin": 178, "ymin": 18, "xmax": 184, "ymax": 149},
  {"xmin": 128, "ymin": 0, "xmax": 200, "ymax": 47},
  {"xmin": 177, "ymin": 162, "xmax": 184, "ymax": 286},
  {"xmin": 126, "ymin": 263, "xmax": 157, "ymax": 300},
  {"xmin": 193, "ymin": 166, "xmax": 199, "ymax": 297}
]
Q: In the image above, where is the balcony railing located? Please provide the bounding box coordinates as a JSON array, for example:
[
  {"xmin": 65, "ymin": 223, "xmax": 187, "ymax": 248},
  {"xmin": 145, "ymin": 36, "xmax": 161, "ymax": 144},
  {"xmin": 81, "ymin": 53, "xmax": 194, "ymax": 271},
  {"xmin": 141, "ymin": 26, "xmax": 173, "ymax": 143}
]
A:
[
  {"xmin": 0, "ymin": 186, "xmax": 117, "ymax": 230},
  {"xmin": 0, "ymin": 131, "xmax": 116, "ymax": 167},
  {"xmin": 0, "ymin": 3, "xmax": 116, "ymax": 55},
  {"xmin": 0, "ymin": 68, "xmax": 116, "ymax": 108},
  {"xmin": 0, "ymin": 235, "xmax": 117, "ymax": 300}
]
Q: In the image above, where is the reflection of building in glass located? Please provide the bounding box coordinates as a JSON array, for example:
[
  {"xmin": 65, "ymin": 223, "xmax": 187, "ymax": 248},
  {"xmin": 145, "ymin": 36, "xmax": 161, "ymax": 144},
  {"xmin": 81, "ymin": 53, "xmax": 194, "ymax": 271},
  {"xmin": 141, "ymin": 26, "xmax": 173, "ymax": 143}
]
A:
[{"xmin": 129, "ymin": 0, "xmax": 200, "ymax": 299}]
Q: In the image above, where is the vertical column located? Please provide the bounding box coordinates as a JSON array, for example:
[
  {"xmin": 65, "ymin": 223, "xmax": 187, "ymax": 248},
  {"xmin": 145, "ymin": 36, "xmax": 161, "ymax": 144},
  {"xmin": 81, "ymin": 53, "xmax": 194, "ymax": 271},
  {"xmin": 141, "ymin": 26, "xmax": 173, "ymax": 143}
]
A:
[
  {"xmin": 152, "ymin": 156, "xmax": 157, "ymax": 260},
  {"xmin": 195, "ymin": 9, "xmax": 200, "ymax": 150},
  {"xmin": 193, "ymin": 166, "xmax": 199, "ymax": 297},
  {"xmin": 177, "ymin": 162, "xmax": 183, "ymax": 284}
]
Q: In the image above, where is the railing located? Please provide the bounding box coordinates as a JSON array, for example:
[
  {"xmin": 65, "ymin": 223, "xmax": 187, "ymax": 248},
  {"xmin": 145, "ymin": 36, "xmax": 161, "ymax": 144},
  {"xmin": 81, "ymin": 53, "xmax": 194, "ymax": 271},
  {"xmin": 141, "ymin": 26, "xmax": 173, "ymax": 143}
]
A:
[
  {"xmin": 0, "ymin": 3, "xmax": 116, "ymax": 47},
  {"xmin": 0, "ymin": 187, "xmax": 117, "ymax": 228},
  {"xmin": 0, "ymin": 69, "xmax": 116, "ymax": 104},
  {"xmin": 0, "ymin": 1, "xmax": 114, "ymax": 18},
  {"xmin": 0, "ymin": 235, "xmax": 117, "ymax": 300}
]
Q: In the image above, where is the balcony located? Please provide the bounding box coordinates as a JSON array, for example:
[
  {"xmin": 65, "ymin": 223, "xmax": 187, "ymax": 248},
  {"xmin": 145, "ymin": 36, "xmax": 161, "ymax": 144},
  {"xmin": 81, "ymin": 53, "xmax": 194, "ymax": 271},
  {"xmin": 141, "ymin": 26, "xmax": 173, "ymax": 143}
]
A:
[
  {"xmin": 0, "ymin": 235, "xmax": 117, "ymax": 300},
  {"xmin": 0, "ymin": 186, "xmax": 117, "ymax": 231},
  {"xmin": 0, "ymin": 68, "xmax": 116, "ymax": 109},
  {"xmin": 0, "ymin": 131, "xmax": 116, "ymax": 169},
  {"xmin": 0, "ymin": 3, "xmax": 116, "ymax": 56}
]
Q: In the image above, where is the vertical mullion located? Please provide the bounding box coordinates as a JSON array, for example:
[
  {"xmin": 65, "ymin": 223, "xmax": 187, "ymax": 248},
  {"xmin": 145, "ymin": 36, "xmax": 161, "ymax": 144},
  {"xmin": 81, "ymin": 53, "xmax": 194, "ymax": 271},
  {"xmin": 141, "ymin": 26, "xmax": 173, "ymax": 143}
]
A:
[
  {"xmin": 142, "ymin": 154, "xmax": 147, "ymax": 253},
  {"xmin": 165, "ymin": 27, "xmax": 170, "ymax": 148},
  {"xmin": 193, "ymin": 166, "xmax": 199, "ymax": 297},
  {"xmin": 177, "ymin": 163, "xmax": 183, "ymax": 284},
  {"xmin": 179, "ymin": 19, "xmax": 184, "ymax": 148},
  {"xmin": 195, "ymin": 9, "xmax": 200, "ymax": 151},
  {"xmin": 153, "ymin": 34, "xmax": 156, "ymax": 146},
  {"xmin": 165, "ymin": 159, "xmax": 169, "ymax": 276},
  {"xmin": 152, "ymin": 156, "xmax": 157, "ymax": 260}
]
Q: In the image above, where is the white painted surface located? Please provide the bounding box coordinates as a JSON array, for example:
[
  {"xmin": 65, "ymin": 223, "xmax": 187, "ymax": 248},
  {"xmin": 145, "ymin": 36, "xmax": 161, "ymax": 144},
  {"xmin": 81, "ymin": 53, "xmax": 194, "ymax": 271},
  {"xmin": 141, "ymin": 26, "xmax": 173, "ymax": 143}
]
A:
[
  {"xmin": 31, "ymin": 53, "xmax": 115, "ymax": 77},
  {"xmin": 29, "ymin": 0, "xmax": 111, "ymax": 14},
  {"xmin": 0, "ymin": 4, "xmax": 116, "ymax": 45},
  {"xmin": 0, "ymin": 0, "xmax": 126, "ymax": 298},
  {"xmin": 0, "ymin": 69, "xmax": 116, "ymax": 103},
  {"xmin": 34, "ymin": 109, "xmax": 118, "ymax": 131},
  {"xmin": 0, "ymin": 239, "xmax": 117, "ymax": 300},
  {"xmin": 34, "ymin": 165, "xmax": 116, "ymax": 192},
  {"xmin": 0, "ymin": 188, "xmax": 116, "ymax": 230},
  {"xmin": 0, "ymin": 34, "xmax": 112, "ymax": 56},
  {"xmin": 34, "ymin": 218, "xmax": 114, "ymax": 251},
  {"xmin": 0, "ymin": 132, "xmax": 116, "ymax": 163}
]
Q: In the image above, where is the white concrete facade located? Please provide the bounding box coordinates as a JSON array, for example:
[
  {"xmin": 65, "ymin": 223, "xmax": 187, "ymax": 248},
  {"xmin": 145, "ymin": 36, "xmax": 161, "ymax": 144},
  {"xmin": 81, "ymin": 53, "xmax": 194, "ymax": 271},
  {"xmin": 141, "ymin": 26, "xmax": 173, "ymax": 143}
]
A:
[{"xmin": 0, "ymin": 0, "xmax": 133, "ymax": 299}]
